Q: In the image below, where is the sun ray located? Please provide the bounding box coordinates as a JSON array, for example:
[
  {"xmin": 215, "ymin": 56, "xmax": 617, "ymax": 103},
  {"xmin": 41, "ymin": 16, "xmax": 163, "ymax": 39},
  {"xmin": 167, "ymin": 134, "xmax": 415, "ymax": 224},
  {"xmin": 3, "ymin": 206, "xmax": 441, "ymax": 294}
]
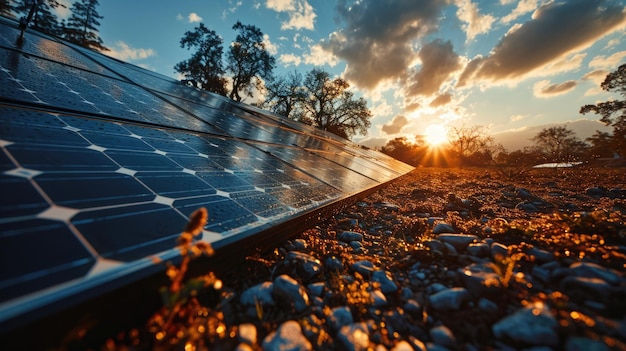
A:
[{"xmin": 424, "ymin": 124, "xmax": 449, "ymax": 146}]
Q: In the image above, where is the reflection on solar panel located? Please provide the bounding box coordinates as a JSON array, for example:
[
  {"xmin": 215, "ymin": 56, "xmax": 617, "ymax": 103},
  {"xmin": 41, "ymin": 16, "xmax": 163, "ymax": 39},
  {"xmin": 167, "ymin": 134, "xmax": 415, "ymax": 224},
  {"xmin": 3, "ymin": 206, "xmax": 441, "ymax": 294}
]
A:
[{"xmin": 0, "ymin": 17, "xmax": 413, "ymax": 331}]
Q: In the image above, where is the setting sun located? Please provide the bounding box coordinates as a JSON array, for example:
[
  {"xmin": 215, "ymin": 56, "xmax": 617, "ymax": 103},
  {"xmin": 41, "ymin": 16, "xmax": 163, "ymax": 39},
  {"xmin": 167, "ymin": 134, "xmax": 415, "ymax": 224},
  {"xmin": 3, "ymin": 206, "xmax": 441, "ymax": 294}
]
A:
[{"xmin": 424, "ymin": 124, "xmax": 449, "ymax": 146}]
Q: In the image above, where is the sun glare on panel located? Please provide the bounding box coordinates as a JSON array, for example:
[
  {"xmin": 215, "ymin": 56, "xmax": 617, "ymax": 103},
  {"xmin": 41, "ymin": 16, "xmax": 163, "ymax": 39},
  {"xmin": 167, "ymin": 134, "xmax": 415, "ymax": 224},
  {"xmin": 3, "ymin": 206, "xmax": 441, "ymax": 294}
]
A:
[{"xmin": 424, "ymin": 124, "xmax": 449, "ymax": 146}]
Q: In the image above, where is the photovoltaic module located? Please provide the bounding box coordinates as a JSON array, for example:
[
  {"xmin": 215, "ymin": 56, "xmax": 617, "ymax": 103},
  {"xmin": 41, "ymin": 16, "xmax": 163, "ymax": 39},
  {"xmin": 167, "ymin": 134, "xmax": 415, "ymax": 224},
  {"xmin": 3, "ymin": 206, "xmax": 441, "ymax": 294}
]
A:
[{"xmin": 0, "ymin": 17, "xmax": 413, "ymax": 331}]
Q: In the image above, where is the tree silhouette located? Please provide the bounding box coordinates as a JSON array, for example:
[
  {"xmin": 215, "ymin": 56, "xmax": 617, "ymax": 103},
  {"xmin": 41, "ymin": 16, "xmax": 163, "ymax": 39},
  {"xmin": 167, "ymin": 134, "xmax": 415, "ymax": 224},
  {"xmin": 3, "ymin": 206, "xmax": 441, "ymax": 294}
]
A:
[
  {"xmin": 263, "ymin": 71, "xmax": 306, "ymax": 119},
  {"xmin": 580, "ymin": 64, "xmax": 626, "ymax": 157},
  {"xmin": 64, "ymin": 0, "xmax": 107, "ymax": 51},
  {"xmin": 447, "ymin": 124, "xmax": 497, "ymax": 165},
  {"xmin": 531, "ymin": 126, "xmax": 587, "ymax": 163},
  {"xmin": 300, "ymin": 68, "xmax": 371, "ymax": 139},
  {"xmin": 226, "ymin": 21, "xmax": 275, "ymax": 102},
  {"xmin": 174, "ymin": 23, "xmax": 227, "ymax": 95},
  {"xmin": 15, "ymin": 0, "xmax": 64, "ymax": 35}
]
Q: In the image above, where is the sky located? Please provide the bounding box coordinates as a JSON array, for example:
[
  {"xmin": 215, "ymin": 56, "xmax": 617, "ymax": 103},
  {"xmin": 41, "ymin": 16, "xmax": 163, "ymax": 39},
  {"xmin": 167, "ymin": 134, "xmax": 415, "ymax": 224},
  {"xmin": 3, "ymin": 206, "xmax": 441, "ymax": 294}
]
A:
[{"xmin": 57, "ymin": 0, "xmax": 626, "ymax": 150}]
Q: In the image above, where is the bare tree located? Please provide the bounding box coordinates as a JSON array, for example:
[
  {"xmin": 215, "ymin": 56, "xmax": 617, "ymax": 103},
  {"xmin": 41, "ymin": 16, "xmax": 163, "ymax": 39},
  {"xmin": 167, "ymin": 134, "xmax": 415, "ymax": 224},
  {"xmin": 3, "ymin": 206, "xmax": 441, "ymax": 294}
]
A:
[{"xmin": 447, "ymin": 124, "xmax": 498, "ymax": 165}]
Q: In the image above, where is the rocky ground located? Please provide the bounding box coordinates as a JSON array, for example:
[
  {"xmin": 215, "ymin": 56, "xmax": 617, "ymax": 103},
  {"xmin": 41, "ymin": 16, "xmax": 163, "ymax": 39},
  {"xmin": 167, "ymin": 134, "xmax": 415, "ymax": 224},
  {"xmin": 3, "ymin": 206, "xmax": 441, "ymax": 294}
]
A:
[{"xmin": 100, "ymin": 166, "xmax": 625, "ymax": 351}]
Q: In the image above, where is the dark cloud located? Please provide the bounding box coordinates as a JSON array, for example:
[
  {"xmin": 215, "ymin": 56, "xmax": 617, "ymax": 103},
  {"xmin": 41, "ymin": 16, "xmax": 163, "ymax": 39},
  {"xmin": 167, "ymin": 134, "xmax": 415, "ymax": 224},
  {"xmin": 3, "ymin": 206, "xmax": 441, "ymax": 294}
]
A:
[
  {"xmin": 323, "ymin": 0, "xmax": 448, "ymax": 89},
  {"xmin": 458, "ymin": 0, "xmax": 626, "ymax": 85},
  {"xmin": 534, "ymin": 80, "xmax": 577, "ymax": 97},
  {"xmin": 381, "ymin": 115, "xmax": 409, "ymax": 134},
  {"xmin": 429, "ymin": 93, "xmax": 452, "ymax": 107},
  {"xmin": 406, "ymin": 39, "xmax": 461, "ymax": 96}
]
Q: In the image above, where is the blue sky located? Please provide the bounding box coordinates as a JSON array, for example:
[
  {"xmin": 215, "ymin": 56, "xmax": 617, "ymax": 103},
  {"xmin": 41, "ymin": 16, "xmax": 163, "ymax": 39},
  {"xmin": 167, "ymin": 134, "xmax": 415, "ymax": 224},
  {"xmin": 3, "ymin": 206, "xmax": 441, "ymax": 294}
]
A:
[{"xmin": 59, "ymin": 0, "xmax": 626, "ymax": 149}]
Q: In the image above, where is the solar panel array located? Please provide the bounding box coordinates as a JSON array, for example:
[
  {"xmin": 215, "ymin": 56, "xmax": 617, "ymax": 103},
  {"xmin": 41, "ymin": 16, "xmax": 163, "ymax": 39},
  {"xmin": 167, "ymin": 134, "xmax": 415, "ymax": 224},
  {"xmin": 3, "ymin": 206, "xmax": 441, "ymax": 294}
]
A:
[{"xmin": 0, "ymin": 18, "xmax": 413, "ymax": 328}]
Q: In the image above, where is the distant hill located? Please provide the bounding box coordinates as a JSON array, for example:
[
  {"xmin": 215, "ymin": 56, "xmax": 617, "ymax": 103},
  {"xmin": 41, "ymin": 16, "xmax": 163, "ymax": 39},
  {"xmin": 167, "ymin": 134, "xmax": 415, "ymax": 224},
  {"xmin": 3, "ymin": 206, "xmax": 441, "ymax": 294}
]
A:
[{"xmin": 492, "ymin": 119, "xmax": 613, "ymax": 152}]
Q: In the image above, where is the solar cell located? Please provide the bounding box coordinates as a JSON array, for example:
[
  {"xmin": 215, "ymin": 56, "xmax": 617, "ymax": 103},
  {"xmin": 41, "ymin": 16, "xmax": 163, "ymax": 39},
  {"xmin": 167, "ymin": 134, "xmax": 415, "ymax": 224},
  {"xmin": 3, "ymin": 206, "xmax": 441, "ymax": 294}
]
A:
[{"xmin": 0, "ymin": 17, "xmax": 413, "ymax": 333}]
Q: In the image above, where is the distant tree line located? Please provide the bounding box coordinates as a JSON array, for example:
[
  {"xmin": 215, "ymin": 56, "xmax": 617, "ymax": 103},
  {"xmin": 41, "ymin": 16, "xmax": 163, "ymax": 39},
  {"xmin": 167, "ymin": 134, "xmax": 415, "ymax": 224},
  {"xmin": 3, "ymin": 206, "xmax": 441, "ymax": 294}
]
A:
[
  {"xmin": 1, "ymin": 0, "xmax": 107, "ymax": 51},
  {"xmin": 380, "ymin": 64, "xmax": 626, "ymax": 167},
  {"xmin": 175, "ymin": 22, "xmax": 372, "ymax": 140}
]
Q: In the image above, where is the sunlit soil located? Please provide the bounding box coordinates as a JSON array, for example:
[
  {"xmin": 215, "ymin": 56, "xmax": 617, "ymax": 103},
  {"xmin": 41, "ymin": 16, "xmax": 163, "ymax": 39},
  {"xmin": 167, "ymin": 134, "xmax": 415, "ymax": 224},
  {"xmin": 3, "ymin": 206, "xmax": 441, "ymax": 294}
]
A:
[{"xmin": 90, "ymin": 166, "xmax": 625, "ymax": 350}]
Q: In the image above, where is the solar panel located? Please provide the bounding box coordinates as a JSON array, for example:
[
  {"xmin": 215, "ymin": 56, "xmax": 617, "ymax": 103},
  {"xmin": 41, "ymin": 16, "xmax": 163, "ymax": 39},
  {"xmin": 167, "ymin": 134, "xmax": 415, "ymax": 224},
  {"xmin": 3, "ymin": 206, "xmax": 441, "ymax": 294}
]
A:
[{"xmin": 0, "ymin": 17, "xmax": 413, "ymax": 331}]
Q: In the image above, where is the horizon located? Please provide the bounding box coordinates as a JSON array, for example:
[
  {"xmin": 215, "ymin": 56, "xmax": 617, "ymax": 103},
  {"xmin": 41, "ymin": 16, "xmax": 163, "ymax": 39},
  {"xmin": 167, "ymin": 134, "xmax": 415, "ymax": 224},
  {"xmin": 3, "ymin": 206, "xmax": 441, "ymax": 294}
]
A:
[{"xmin": 45, "ymin": 0, "xmax": 626, "ymax": 149}]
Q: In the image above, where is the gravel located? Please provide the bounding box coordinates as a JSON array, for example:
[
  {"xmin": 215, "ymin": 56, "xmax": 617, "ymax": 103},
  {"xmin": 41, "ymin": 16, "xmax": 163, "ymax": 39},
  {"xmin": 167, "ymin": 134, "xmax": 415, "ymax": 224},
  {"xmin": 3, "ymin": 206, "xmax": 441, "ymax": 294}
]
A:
[{"xmin": 100, "ymin": 167, "xmax": 626, "ymax": 350}]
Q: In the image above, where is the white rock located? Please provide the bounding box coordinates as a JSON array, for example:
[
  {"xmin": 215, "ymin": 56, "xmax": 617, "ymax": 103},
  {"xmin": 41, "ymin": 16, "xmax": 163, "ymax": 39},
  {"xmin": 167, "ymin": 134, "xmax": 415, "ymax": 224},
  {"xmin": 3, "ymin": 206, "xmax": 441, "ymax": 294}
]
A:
[
  {"xmin": 273, "ymin": 274, "xmax": 309, "ymax": 313},
  {"xmin": 492, "ymin": 302, "xmax": 558, "ymax": 347},
  {"xmin": 429, "ymin": 287, "xmax": 470, "ymax": 310},
  {"xmin": 240, "ymin": 281, "xmax": 275, "ymax": 306},
  {"xmin": 262, "ymin": 320, "xmax": 312, "ymax": 351},
  {"xmin": 429, "ymin": 325, "xmax": 456, "ymax": 349}
]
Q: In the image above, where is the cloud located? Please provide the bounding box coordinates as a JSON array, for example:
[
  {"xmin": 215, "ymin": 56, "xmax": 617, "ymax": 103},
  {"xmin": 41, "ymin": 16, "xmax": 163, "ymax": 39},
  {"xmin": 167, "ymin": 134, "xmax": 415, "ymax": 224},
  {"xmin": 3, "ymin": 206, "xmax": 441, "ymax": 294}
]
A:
[
  {"xmin": 382, "ymin": 115, "xmax": 409, "ymax": 134},
  {"xmin": 303, "ymin": 44, "xmax": 338, "ymax": 66},
  {"xmin": 455, "ymin": 0, "xmax": 495, "ymax": 40},
  {"xmin": 582, "ymin": 69, "xmax": 610, "ymax": 96},
  {"xmin": 263, "ymin": 34, "xmax": 278, "ymax": 55},
  {"xmin": 429, "ymin": 93, "xmax": 452, "ymax": 107},
  {"xmin": 279, "ymin": 53, "xmax": 302, "ymax": 66},
  {"xmin": 500, "ymin": 0, "xmax": 539, "ymax": 24},
  {"xmin": 322, "ymin": 0, "xmax": 448, "ymax": 89},
  {"xmin": 533, "ymin": 79, "xmax": 577, "ymax": 98},
  {"xmin": 105, "ymin": 41, "xmax": 156, "ymax": 61},
  {"xmin": 510, "ymin": 114, "xmax": 527, "ymax": 122},
  {"xmin": 188, "ymin": 13, "xmax": 203, "ymax": 23},
  {"xmin": 405, "ymin": 39, "xmax": 462, "ymax": 97},
  {"xmin": 458, "ymin": 0, "xmax": 626, "ymax": 87},
  {"xmin": 589, "ymin": 51, "xmax": 626, "ymax": 69},
  {"xmin": 266, "ymin": 0, "xmax": 316, "ymax": 30}
]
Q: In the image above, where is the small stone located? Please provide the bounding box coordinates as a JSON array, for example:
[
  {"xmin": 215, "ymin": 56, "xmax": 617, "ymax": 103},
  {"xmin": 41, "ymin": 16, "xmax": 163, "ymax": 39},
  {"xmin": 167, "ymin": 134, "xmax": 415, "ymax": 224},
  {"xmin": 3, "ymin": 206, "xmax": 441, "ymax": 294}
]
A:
[
  {"xmin": 528, "ymin": 247, "xmax": 554, "ymax": 263},
  {"xmin": 459, "ymin": 262, "xmax": 503, "ymax": 297},
  {"xmin": 586, "ymin": 187, "xmax": 607, "ymax": 197},
  {"xmin": 370, "ymin": 290, "xmax": 388, "ymax": 307},
  {"xmin": 404, "ymin": 299, "xmax": 421, "ymax": 315},
  {"xmin": 569, "ymin": 261, "xmax": 622, "ymax": 285},
  {"xmin": 351, "ymin": 260, "xmax": 376, "ymax": 276},
  {"xmin": 467, "ymin": 242, "xmax": 490, "ymax": 258},
  {"xmin": 565, "ymin": 336, "xmax": 609, "ymax": 351},
  {"xmin": 433, "ymin": 223, "xmax": 455, "ymax": 234},
  {"xmin": 443, "ymin": 242, "xmax": 457, "ymax": 255},
  {"xmin": 372, "ymin": 269, "xmax": 398, "ymax": 294},
  {"xmin": 284, "ymin": 251, "xmax": 322, "ymax": 280},
  {"xmin": 235, "ymin": 343, "xmax": 254, "ymax": 351},
  {"xmin": 429, "ymin": 325, "xmax": 456, "ymax": 349},
  {"xmin": 492, "ymin": 302, "xmax": 558, "ymax": 347},
  {"xmin": 516, "ymin": 188, "xmax": 533, "ymax": 198},
  {"xmin": 391, "ymin": 340, "xmax": 414, "ymax": 351},
  {"xmin": 426, "ymin": 239, "xmax": 445, "ymax": 253},
  {"xmin": 429, "ymin": 287, "xmax": 470, "ymax": 310},
  {"xmin": 329, "ymin": 306, "xmax": 354, "ymax": 332},
  {"xmin": 560, "ymin": 276, "xmax": 613, "ymax": 301},
  {"xmin": 238, "ymin": 323, "xmax": 257, "ymax": 345},
  {"xmin": 272, "ymin": 274, "xmax": 309, "ymax": 313},
  {"xmin": 325, "ymin": 256, "xmax": 344, "ymax": 271},
  {"xmin": 294, "ymin": 238, "xmax": 307, "ymax": 250},
  {"xmin": 240, "ymin": 281, "xmax": 275, "ymax": 306},
  {"xmin": 337, "ymin": 322, "xmax": 372, "ymax": 351},
  {"xmin": 491, "ymin": 242, "xmax": 508, "ymax": 259},
  {"xmin": 262, "ymin": 320, "xmax": 312, "ymax": 351},
  {"xmin": 307, "ymin": 282, "xmax": 325, "ymax": 297},
  {"xmin": 477, "ymin": 298, "xmax": 499, "ymax": 312},
  {"xmin": 339, "ymin": 231, "xmax": 364, "ymax": 243},
  {"xmin": 437, "ymin": 234, "xmax": 478, "ymax": 250}
]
